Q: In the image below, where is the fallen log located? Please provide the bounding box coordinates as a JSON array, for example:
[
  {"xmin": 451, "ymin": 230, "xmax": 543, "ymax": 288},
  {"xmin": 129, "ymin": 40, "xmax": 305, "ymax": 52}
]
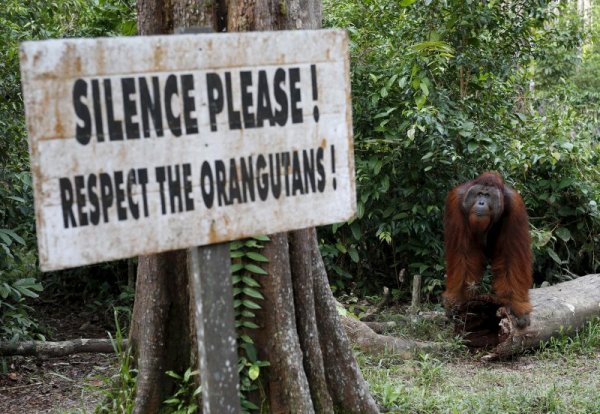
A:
[
  {"xmin": 450, "ymin": 274, "xmax": 600, "ymax": 359},
  {"xmin": 341, "ymin": 315, "xmax": 442, "ymax": 358},
  {"xmin": 0, "ymin": 338, "xmax": 125, "ymax": 357}
]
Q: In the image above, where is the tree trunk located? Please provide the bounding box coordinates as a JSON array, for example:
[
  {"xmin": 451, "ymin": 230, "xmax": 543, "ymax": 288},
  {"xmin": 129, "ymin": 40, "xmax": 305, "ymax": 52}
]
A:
[
  {"xmin": 255, "ymin": 233, "xmax": 314, "ymax": 413},
  {"xmin": 450, "ymin": 274, "xmax": 600, "ymax": 360},
  {"xmin": 289, "ymin": 229, "xmax": 335, "ymax": 414},
  {"xmin": 226, "ymin": 1, "xmax": 379, "ymax": 412},
  {"xmin": 309, "ymin": 230, "xmax": 380, "ymax": 413},
  {"xmin": 131, "ymin": 1, "xmax": 379, "ymax": 413},
  {"xmin": 129, "ymin": 250, "xmax": 191, "ymax": 414},
  {"xmin": 129, "ymin": 2, "xmax": 220, "ymax": 413}
]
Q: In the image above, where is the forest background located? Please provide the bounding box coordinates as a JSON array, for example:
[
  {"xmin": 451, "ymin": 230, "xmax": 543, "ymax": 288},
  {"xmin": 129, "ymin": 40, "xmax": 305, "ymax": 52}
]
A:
[{"xmin": 0, "ymin": 0, "xmax": 599, "ymax": 411}]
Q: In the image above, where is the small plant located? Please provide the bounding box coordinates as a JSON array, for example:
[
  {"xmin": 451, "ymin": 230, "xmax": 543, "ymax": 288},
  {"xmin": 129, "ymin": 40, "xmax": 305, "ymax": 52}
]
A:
[
  {"xmin": 413, "ymin": 353, "xmax": 443, "ymax": 388},
  {"xmin": 376, "ymin": 383, "xmax": 409, "ymax": 410},
  {"xmin": 0, "ymin": 253, "xmax": 44, "ymax": 342},
  {"xmin": 163, "ymin": 368, "xmax": 201, "ymax": 414},
  {"xmin": 529, "ymin": 385, "xmax": 565, "ymax": 414},
  {"xmin": 537, "ymin": 317, "xmax": 600, "ymax": 359},
  {"xmin": 94, "ymin": 310, "xmax": 137, "ymax": 414},
  {"xmin": 230, "ymin": 236, "xmax": 271, "ymax": 413}
]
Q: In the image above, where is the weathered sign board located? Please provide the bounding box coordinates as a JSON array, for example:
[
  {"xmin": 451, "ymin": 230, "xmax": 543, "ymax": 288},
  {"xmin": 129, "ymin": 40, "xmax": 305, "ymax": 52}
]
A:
[{"xmin": 20, "ymin": 30, "xmax": 355, "ymax": 271}]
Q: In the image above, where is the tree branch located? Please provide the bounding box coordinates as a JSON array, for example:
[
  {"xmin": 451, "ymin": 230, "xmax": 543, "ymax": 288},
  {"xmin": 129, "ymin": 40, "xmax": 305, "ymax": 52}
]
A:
[{"xmin": 0, "ymin": 339, "xmax": 124, "ymax": 358}]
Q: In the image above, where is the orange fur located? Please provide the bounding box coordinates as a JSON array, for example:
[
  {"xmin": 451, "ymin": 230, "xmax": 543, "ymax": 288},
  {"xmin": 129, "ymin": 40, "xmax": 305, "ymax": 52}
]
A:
[{"xmin": 442, "ymin": 173, "xmax": 533, "ymax": 319}]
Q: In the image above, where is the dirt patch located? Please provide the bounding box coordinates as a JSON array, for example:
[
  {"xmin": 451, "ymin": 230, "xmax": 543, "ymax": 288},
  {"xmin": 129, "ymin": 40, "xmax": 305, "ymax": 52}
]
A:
[
  {"xmin": 0, "ymin": 353, "xmax": 116, "ymax": 413},
  {"xmin": 0, "ymin": 300, "xmax": 120, "ymax": 413}
]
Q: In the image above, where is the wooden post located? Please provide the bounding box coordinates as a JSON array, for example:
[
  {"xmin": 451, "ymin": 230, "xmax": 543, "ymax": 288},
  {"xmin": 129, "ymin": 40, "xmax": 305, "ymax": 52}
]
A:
[
  {"xmin": 188, "ymin": 244, "xmax": 240, "ymax": 414},
  {"xmin": 411, "ymin": 274, "xmax": 422, "ymax": 309},
  {"xmin": 181, "ymin": 26, "xmax": 240, "ymax": 414}
]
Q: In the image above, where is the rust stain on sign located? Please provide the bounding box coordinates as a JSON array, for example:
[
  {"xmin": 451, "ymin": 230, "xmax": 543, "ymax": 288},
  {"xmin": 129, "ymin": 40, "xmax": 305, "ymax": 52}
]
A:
[{"xmin": 20, "ymin": 30, "xmax": 355, "ymax": 271}]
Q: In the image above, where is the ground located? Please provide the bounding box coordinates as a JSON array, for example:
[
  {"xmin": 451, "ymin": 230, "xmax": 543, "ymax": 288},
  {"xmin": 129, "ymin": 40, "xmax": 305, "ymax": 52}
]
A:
[
  {"xmin": 1, "ymin": 301, "xmax": 599, "ymax": 413},
  {"xmin": 361, "ymin": 351, "xmax": 600, "ymax": 413},
  {"xmin": 356, "ymin": 306, "xmax": 600, "ymax": 414},
  {"xmin": 0, "ymin": 301, "xmax": 118, "ymax": 414}
]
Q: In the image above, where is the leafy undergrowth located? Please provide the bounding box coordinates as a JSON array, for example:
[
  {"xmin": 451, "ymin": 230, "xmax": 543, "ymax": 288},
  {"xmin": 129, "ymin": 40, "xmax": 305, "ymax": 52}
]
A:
[
  {"xmin": 359, "ymin": 314, "xmax": 600, "ymax": 413},
  {"xmin": 0, "ymin": 301, "xmax": 119, "ymax": 414}
]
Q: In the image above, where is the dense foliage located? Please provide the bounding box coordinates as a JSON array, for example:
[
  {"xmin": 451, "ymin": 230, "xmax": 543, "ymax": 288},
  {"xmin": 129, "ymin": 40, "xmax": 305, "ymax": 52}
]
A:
[
  {"xmin": 0, "ymin": 0, "xmax": 136, "ymax": 341},
  {"xmin": 1, "ymin": 0, "xmax": 599, "ymax": 337},
  {"xmin": 322, "ymin": 0, "xmax": 600, "ymax": 298}
]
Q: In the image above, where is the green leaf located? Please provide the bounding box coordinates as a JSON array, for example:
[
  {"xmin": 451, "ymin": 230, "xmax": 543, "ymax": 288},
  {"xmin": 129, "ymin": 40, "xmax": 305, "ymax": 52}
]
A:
[
  {"xmin": 467, "ymin": 141, "xmax": 478, "ymax": 153},
  {"xmin": 244, "ymin": 264, "xmax": 268, "ymax": 275},
  {"xmin": 16, "ymin": 287, "xmax": 39, "ymax": 298},
  {"xmin": 245, "ymin": 252, "xmax": 268, "ymax": 262},
  {"xmin": 557, "ymin": 178, "xmax": 574, "ymax": 190},
  {"xmin": 555, "ymin": 227, "xmax": 571, "ymax": 242},
  {"xmin": 547, "ymin": 248, "xmax": 562, "ymax": 264},
  {"xmin": 0, "ymin": 284, "xmax": 12, "ymax": 299},
  {"xmin": 231, "ymin": 263, "xmax": 244, "ymax": 273},
  {"xmin": 241, "ymin": 310, "xmax": 256, "ymax": 318},
  {"xmin": 357, "ymin": 202, "xmax": 365, "ymax": 219},
  {"xmin": 242, "ymin": 400, "xmax": 260, "ymax": 410},
  {"xmin": 244, "ymin": 240, "xmax": 262, "ymax": 248},
  {"xmin": 335, "ymin": 242, "xmax": 347, "ymax": 253},
  {"xmin": 462, "ymin": 121, "xmax": 474, "ymax": 131},
  {"xmin": 183, "ymin": 368, "xmax": 198, "ymax": 383},
  {"xmin": 373, "ymin": 159, "xmax": 383, "ymax": 175},
  {"xmin": 252, "ymin": 235, "xmax": 270, "ymax": 241},
  {"xmin": 350, "ymin": 222, "xmax": 361, "ymax": 241},
  {"xmin": 242, "ymin": 299, "xmax": 262, "ymax": 310},
  {"xmin": 0, "ymin": 232, "xmax": 12, "ymax": 246},
  {"xmin": 230, "ymin": 241, "xmax": 245, "ymax": 250},
  {"xmin": 0, "ymin": 229, "xmax": 24, "ymax": 245},
  {"xmin": 241, "ymin": 276, "xmax": 260, "ymax": 287},
  {"xmin": 165, "ymin": 371, "xmax": 182, "ymax": 380},
  {"xmin": 248, "ymin": 365, "xmax": 260, "ymax": 380},
  {"xmin": 242, "ymin": 287, "xmax": 264, "ymax": 300},
  {"xmin": 348, "ymin": 247, "xmax": 359, "ymax": 263},
  {"xmin": 242, "ymin": 321, "xmax": 259, "ymax": 329},
  {"xmin": 241, "ymin": 342, "xmax": 258, "ymax": 362}
]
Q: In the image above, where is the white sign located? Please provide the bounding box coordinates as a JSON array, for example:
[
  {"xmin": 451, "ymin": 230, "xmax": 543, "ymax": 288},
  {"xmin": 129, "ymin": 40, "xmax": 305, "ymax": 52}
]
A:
[{"xmin": 20, "ymin": 30, "xmax": 355, "ymax": 271}]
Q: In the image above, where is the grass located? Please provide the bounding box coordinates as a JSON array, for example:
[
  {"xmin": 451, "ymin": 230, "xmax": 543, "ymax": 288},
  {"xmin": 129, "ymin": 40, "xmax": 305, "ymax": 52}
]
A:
[
  {"xmin": 359, "ymin": 316, "xmax": 600, "ymax": 414},
  {"xmin": 62, "ymin": 308, "xmax": 600, "ymax": 414}
]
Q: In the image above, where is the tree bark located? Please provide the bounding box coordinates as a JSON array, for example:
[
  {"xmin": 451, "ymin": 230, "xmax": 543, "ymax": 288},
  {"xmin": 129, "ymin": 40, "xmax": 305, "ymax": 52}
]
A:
[
  {"xmin": 131, "ymin": 1, "xmax": 380, "ymax": 413},
  {"xmin": 341, "ymin": 316, "xmax": 442, "ymax": 358},
  {"xmin": 129, "ymin": 250, "xmax": 191, "ymax": 414},
  {"xmin": 289, "ymin": 229, "xmax": 335, "ymax": 414},
  {"xmin": 255, "ymin": 233, "xmax": 314, "ymax": 413},
  {"xmin": 129, "ymin": 2, "xmax": 222, "ymax": 413},
  {"xmin": 450, "ymin": 274, "xmax": 600, "ymax": 359},
  {"xmin": 0, "ymin": 339, "xmax": 125, "ymax": 357},
  {"xmin": 309, "ymin": 232, "xmax": 380, "ymax": 413}
]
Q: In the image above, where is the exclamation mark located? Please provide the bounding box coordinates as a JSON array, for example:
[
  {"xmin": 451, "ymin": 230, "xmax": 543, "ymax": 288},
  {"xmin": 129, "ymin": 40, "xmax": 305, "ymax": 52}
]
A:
[
  {"xmin": 311, "ymin": 64, "xmax": 319, "ymax": 123},
  {"xmin": 330, "ymin": 145, "xmax": 336, "ymax": 190}
]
